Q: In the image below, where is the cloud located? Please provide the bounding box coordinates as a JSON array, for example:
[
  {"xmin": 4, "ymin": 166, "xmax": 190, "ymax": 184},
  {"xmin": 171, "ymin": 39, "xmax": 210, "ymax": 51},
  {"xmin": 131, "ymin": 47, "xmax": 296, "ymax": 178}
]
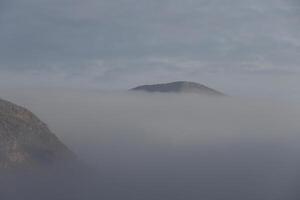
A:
[
  {"xmin": 0, "ymin": 0, "xmax": 299, "ymax": 99},
  {"xmin": 0, "ymin": 0, "xmax": 299, "ymax": 69},
  {"xmin": 1, "ymin": 89, "xmax": 300, "ymax": 199}
]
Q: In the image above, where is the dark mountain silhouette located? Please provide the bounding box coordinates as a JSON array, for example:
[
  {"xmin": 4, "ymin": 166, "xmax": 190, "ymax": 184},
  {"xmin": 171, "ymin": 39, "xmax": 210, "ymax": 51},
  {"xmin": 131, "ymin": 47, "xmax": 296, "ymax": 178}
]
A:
[
  {"xmin": 131, "ymin": 81, "xmax": 225, "ymax": 96},
  {"xmin": 0, "ymin": 98, "xmax": 75, "ymax": 169}
]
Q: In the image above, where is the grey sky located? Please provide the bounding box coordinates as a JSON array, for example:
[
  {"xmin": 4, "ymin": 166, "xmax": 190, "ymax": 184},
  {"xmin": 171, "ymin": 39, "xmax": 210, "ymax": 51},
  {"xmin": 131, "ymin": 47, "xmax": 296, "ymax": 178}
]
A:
[{"xmin": 0, "ymin": 0, "xmax": 299, "ymax": 99}]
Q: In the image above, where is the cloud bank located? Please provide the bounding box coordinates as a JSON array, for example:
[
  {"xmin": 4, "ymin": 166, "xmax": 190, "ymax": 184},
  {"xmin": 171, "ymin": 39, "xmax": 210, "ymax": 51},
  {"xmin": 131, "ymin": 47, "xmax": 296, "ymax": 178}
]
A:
[{"xmin": 1, "ymin": 89, "xmax": 300, "ymax": 199}]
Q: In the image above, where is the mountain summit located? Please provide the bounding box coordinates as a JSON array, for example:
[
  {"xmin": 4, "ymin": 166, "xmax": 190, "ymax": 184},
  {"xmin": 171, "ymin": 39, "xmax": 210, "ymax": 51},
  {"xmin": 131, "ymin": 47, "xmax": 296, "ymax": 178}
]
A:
[
  {"xmin": 131, "ymin": 81, "xmax": 224, "ymax": 96},
  {"xmin": 0, "ymin": 98, "xmax": 75, "ymax": 169}
]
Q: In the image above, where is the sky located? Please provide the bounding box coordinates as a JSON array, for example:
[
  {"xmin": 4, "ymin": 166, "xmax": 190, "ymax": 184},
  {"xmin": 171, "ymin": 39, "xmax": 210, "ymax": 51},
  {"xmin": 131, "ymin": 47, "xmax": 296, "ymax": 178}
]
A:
[{"xmin": 0, "ymin": 0, "xmax": 300, "ymax": 99}]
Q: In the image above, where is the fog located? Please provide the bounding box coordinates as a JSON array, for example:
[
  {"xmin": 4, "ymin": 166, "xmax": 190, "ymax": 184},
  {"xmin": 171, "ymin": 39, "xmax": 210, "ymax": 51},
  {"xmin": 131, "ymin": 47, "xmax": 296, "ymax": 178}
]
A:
[{"xmin": 1, "ymin": 88, "xmax": 300, "ymax": 200}]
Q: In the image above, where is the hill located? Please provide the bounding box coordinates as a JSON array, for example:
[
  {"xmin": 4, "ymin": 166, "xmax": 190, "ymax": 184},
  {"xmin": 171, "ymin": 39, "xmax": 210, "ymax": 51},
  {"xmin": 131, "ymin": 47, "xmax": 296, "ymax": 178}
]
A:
[
  {"xmin": 0, "ymin": 98, "xmax": 75, "ymax": 169},
  {"xmin": 131, "ymin": 81, "xmax": 224, "ymax": 96}
]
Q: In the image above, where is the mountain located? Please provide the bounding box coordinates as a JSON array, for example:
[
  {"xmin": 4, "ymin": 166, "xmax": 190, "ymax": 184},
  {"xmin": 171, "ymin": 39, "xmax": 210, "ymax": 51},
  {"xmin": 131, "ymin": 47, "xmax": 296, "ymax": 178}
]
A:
[
  {"xmin": 131, "ymin": 81, "xmax": 225, "ymax": 96},
  {"xmin": 0, "ymin": 98, "xmax": 75, "ymax": 169}
]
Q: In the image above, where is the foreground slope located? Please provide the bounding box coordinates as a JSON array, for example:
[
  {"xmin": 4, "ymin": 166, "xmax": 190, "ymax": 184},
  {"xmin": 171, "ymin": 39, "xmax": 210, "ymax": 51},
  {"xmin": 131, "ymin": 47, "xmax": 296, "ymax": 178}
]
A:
[{"xmin": 0, "ymin": 98, "xmax": 75, "ymax": 168}]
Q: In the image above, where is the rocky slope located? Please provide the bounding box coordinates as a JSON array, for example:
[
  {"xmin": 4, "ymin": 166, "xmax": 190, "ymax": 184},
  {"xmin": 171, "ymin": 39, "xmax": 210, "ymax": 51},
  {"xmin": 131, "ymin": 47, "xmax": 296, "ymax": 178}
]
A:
[
  {"xmin": 0, "ymin": 98, "xmax": 75, "ymax": 169},
  {"xmin": 131, "ymin": 81, "xmax": 224, "ymax": 96}
]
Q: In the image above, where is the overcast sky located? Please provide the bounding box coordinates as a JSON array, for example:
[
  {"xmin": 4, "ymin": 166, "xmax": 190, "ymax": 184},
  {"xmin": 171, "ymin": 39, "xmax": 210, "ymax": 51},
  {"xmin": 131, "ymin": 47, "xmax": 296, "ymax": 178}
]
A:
[{"xmin": 0, "ymin": 0, "xmax": 299, "ymax": 99}]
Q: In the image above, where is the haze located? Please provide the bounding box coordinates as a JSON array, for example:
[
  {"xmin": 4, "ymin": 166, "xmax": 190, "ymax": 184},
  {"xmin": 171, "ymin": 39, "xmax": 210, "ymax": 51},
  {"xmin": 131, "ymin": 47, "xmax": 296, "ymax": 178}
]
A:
[{"xmin": 1, "ymin": 88, "xmax": 300, "ymax": 199}]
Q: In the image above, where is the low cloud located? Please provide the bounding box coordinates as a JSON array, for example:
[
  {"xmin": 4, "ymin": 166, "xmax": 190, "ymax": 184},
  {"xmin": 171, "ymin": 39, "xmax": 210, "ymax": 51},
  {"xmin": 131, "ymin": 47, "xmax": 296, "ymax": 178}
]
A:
[{"xmin": 1, "ymin": 89, "xmax": 300, "ymax": 199}]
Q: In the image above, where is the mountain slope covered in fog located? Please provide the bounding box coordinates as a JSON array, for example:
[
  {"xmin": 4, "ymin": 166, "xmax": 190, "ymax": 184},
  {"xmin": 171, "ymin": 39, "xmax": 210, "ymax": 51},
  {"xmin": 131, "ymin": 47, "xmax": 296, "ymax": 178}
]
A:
[
  {"xmin": 131, "ymin": 81, "xmax": 224, "ymax": 96},
  {"xmin": 0, "ymin": 98, "xmax": 75, "ymax": 169}
]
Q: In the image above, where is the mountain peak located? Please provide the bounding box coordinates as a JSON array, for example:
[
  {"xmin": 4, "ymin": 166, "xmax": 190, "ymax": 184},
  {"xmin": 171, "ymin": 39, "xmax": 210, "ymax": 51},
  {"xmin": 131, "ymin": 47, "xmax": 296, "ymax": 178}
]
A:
[{"xmin": 131, "ymin": 81, "xmax": 224, "ymax": 96}]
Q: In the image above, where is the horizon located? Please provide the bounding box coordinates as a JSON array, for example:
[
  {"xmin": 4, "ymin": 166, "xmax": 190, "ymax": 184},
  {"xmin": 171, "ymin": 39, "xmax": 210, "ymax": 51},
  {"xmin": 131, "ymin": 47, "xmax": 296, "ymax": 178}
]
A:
[{"xmin": 0, "ymin": 0, "xmax": 299, "ymax": 100}]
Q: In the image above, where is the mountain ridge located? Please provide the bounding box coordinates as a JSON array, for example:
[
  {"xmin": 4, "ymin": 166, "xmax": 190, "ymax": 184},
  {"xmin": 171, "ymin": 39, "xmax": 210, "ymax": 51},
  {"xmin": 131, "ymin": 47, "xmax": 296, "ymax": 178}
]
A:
[{"xmin": 131, "ymin": 81, "xmax": 225, "ymax": 96}]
